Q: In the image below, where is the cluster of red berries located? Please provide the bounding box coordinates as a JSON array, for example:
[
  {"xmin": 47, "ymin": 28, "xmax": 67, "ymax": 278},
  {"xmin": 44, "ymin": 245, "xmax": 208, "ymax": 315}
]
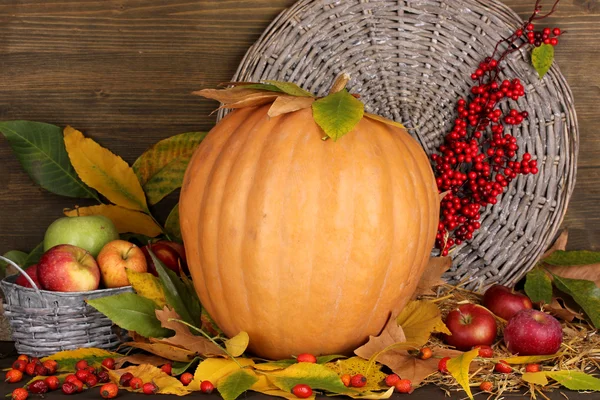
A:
[{"xmin": 432, "ymin": 10, "xmax": 561, "ymax": 254}]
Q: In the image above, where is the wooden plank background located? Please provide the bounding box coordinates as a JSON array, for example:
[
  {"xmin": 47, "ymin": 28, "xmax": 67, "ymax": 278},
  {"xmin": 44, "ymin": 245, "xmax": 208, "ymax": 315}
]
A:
[{"xmin": 0, "ymin": 0, "xmax": 598, "ymax": 256}]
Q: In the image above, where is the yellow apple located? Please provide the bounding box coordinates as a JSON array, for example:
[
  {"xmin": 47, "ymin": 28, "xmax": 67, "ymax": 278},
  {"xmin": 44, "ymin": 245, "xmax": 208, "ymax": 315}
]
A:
[{"xmin": 97, "ymin": 240, "xmax": 147, "ymax": 288}]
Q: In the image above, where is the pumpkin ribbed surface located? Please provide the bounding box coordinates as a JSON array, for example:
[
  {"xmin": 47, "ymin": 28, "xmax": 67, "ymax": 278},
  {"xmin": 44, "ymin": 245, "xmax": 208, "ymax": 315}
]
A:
[{"xmin": 180, "ymin": 105, "xmax": 439, "ymax": 359}]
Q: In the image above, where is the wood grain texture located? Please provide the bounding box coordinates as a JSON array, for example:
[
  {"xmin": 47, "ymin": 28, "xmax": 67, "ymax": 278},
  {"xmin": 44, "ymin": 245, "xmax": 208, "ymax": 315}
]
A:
[{"xmin": 0, "ymin": 0, "xmax": 598, "ymax": 257}]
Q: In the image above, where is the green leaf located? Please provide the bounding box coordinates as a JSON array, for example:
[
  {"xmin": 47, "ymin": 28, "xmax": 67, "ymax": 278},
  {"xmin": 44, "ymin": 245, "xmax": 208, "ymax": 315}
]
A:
[
  {"xmin": 41, "ymin": 348, "xmax": 120, "ymax": 371},
  {"xmin": 265, "ymin": 363, "xmax": 352, "ymax": 394},
  {"xmin": 239, "ymin": 83, "xmax": 284, "ymax": 93},
  {"xmin": 151, "ymin": 251, "xmax": 198, "ymax": 328},
  {"xmin": 133, "ymin": 132, "xmax": 207, "ymax": 205},
  {"xmin": 546, "ymin": 370, "xmax": 600, "ymax": 391},
  {"xmin": 317, "ymin": 355, "xmax": 346, "ymax": 364},
  {"xmin": 551, "ymin": 273, "xmax": 600, "ymax": 328},
  {"xmin": 172, "ymin": 357, "xmax": 200, "ymax": 376},
  {"xmin": 532, "ymin": 44, "xmax": 554, "ymax": 79},
  {"xmin": 217, "ymin": 369, "xmax": 259, "ymax": 400},
  {"xmin": 24, "ymin": 242, "xmax": 44, "ymax": 267},
  {"xmin": 87, "ymin": 292, "xmax": 173, "ymax": 338},
  {"xmin": 525, "ymin": 267, "xmax": 553, "ymax": 304},
  {"xmin": 544, "ymin": 250, "xmax": 600, "ymax": 266},
  {"xmin": 503, "ymin": 353, "xmax": 561, "ymax": 364},
  {"xmin": 0, "ymin": 121, "xmax": 97, "ymax": 198},
  {"xmin": 165, "ymin": 203, "xmax": 182, "ymax": 242},
  {"xmin": 446, "ymin": 349, "xmax": 479, "ymax": 400},
  {"xmin": 312, "ymin": 89, "xmax": 364, "ymax": 141},
  {"xmin": 0, "ymin": 250, "xmax": 28, "ymax": 276},
  {"xmin": 180, "ymin": 271, "xmax": 203, "ymax": 327},
  {"xmin": 263, "ymin": 80, "xmax": 314, "ymax": 97}
]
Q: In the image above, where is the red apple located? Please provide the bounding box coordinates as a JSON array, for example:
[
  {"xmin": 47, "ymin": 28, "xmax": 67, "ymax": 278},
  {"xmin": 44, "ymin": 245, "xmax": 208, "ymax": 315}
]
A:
[
  {"xmin": 482, "ymin": 284, "xmax": 533, "ymax": 320},
  {"xmin": 37, "ymin": 244, "xmax": 100, "ymax": 292},
  {"xmin": 15, "ymin": 264, "xmax": 41, "ymax": 289},
  {"xmin": 142, "ymin": 241, "xmax": 187, "ymax": 276},
  {"xmin": 97, "ymin": 240, "xmax": 147, "ymax": 288},
  {"xmin": 503, "ymin": 309, "xmax": 563, "ymax": 355},
  {"xmin": 443, "ymin": 304, "xmax": 497, "ymax": 350}
]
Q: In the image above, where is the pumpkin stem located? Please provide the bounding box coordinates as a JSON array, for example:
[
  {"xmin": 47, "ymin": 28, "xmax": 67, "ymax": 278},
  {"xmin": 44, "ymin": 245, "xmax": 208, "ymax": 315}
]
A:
[{"xmin": 329, "ymin": 73, "xmax": 350, "ymax": 94}]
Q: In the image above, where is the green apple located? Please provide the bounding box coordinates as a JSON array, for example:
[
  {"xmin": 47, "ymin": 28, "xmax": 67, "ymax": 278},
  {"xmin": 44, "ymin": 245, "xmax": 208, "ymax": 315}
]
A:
[{"xmin": 43, "ymin": 215, "xmax": 119, "ymax": 257}]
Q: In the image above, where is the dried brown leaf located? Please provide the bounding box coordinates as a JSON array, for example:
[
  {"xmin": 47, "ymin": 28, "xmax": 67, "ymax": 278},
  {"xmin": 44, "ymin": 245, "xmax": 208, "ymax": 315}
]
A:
[
  {"xmin": 123, "ymin": 341, "xmax": 196, "ymax": 362},
  {"xmin": 115, "ymin": 354, "xmax": 170, "ymax": 369},
  {"xmin": 155, "ymin": 307, "xmax": 225, "ymax": 356},
  {"xmin": 542, "ymin": 230, "xmax": 568, "ymax": 259},
  {"xmin": 546, "ymin": 264, "xmax": 600, "ymax": 288},
  {"xmin": 413, "ymin": 257, "xmax": 451, "ymax": 298},
  {"xmin": 545, "ymin": 297, "xmax": 584, "ymax": 322},
  {"xmin": 386, "ymin": 347, "xmax": 463, "ymax": 386},
  {"xmin": 193, "ymin": 88, "xmax": 279, "ymax": 110},
  {"xmin": 354, "ymin": 316, "xmax": 407, "ymax": 361},
  {"xmin": 268, "ymin": 95, "xmax": 315, "ymax": 117}
]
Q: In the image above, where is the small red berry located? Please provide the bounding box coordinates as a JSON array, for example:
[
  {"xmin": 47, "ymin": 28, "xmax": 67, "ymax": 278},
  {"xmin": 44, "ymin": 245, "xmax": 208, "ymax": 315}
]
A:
[
  {"xmin": 291, "ymin": 384, "xmax": 313, "ymax": 398},
  {"xmin": 550, "ymin": 37, "xmax": 559, "ymax": 46},
  {"xmin": 474, "ymin": 345, "xmax": 494, "ymax": 358},
  {"xmin": 180, "ymin": 372, "xmax": 194, "ymax": 386},
  {"xmin": 71, "ymin": 379, "xmax": 84, "ymax": 393},
  {"xmin": 61, "ymin": 382, "xmax": 77, "ymax": 395},
  {"xmin": 553, "ymin": 28, "xmax": 561, "ymax": 36},
  {"xmin": 418, "ymin": 347, "xmax": 433, "ymax": 360},
  {"xmin": 526, "ymin": 23, "xmax": 534, "ymax": 31},
  {"xmin": 11, "ymin": 388, "xmax": 28, "ymax": 400},
  {"xmin": 17, "ymin": 355, "xmax": 30, "ymax": 363},
  {"xmin": 395, "ymin": 379, "xmax": 412, "ymax": 394},
  {"xmin": 120, "ymin": 372, "xmax": 134, "ymax": 387},
  {"xmin": 86, "ymin": 365, "xmax": 97, "ymax": 374},
  {"xmin": 85, "ymin": 374, "xmax": 99, "ymax": 388},
  {"xmin": 129, "ymin": 377, "xmax": 143, "ymax": 390},
  {"xmin": 480, "ymin": 381, "xmax": 493, "ymax": 392},
  {"xmin": 350, "ymin": 374, "xmax": 367, "ymax": 388},
  {"xmin": 143, "ymin": 382, "xmax": 159, "ymax": 395},
  {"xmin": 495, "ymin": 361, "xmax": 512, "ymax": 374},
  {"xmin": 29, "ymin": 358, "xmax": 41, "ymax": 366},
  {"xmin": 44, "ymin": 376, "xmax": 60, "ymax": 391},
  {"xmin": 75, "ymin": 369, "xmax": 89, "ymax": 382},
  {"xmin": 34, "ymin": 364, "xmax": 49, "ymax": 376},
  {"xmin": 28, "ymin": 380, "xmax": 49, "ymax": 394},
  {"xmin": 12, "ymin": 360, "xmax": 26, "ymax": 372},
  {"xmin": 100, "ymin": 383, "xmax": 119, "ymax": 399},
  {"xmin": 75, "ymin": 359, "xmax": 89, "ymax": 370},
  {"xmin": 161, "ymin": 363, "xmax": 172, "ymax": 376},
  {"xmin": 296, "ymin": 353, "xmax": 317, "ymax": 363},
  {"xmin": 438, "ymin": 357, "xmax": 451, "ymax": 374},
  {"xmin": 97, "ymin": 370, "xmax": 110, "ymax": 383},
  {"xmin": 5, "ymin": 369, "xmax": 23, "ymax": 383},
  {"xmin": 385, "ymin": 373, "xmax": 401, "ymax": 387},
  {"xmin": 42, "ymin": 360, "xmax": 58, "ymax": 375},
  {"xmin": 65, "ymin": 374, "xmax": 79, "ymax": 384},
  {"xmin": 341, "ymin": 374, "xmax": 351, "ymax": 387},
  {"xmin": 526, "ymin": 363, "xmax": 541, "ymax": 373},
  {"xmin": 101, "ymin": 358, "xmax": 116, "ymax": 370},
  {"xmin": 200, "ymin": 380, "xmax": 215, "ymax": 394},
  {"xmin": 24, "ymin": 363, "xmax": 37, "ymax": 377}
]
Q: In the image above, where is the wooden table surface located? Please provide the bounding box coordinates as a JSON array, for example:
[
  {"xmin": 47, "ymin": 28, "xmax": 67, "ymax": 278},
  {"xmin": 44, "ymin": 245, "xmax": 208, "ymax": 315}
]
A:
[{"xmin": 0, "ymin": 0, "xmax": 599, "ymax": 254}]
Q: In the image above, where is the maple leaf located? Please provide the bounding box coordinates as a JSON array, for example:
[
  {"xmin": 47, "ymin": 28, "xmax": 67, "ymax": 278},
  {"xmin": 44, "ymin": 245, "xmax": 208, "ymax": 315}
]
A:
[
  {"xmin": 155, "ymin": 307, "xmax": 225, "ymax": 356},
  {"xmin": 413, "ymin": 256, "xmax": 451, "ymax": 298}
]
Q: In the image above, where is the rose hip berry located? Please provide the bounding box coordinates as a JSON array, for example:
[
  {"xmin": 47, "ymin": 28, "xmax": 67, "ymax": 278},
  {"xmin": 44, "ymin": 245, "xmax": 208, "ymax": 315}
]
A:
[
  {"xmin": 438, "ymin": 357, "xmax": 451, "ymax": 374},
  {"xmin": 200, "ymin": 380, "xmax": 214, "ymax": 394},
  {"xmin": 526, "ymin": 363, "xmax": 541, "ymax": 373},
  {"xmin": 292, "ymin": 384, "xmax": 313, "ymax": 398},
  {"xmin": 34, "ymin": 364, "xmax": 49, "ymax": 377},
  {"xmin": 385, "ymin": 373, "xmax": 401, "ymax": 387},
  {"xmin": 494, "ymin": 361, "xmax": 512, "ymax": 374},
  {"xmin": 161, "ymin": 363, "xmax": 172, "ymax": 376},
  {"xmin": 474, "ymin": 345, "xmax": 494, "ymax": 358},
  {"xmin": 71, "ymin": 379, "xmax": 85, "ymax": 393},
  {"xmin": 129, "ymin": 377, "xmax": 144, "ymax": 390},
  {"xmin": 65, "ymin": 374, "xmax": 79, "ymax": 384},
  {"xmin": 98, "ymin": 370, "xmax": 110, "ymax": 383},
  {"xmin": 101, "ymin": 358, "xmax": 116, "ymax": 370},
  {"xmin": 75, "ymin": 359, "xmax": 89, "ymax": 370},
  {"xmin": 11, "ymin": 388, "xmax": 28, "ymax": 400},
  {"xmin": 5, "ymin": 369, "xmax": 23, "ymax": 383},
  {"xmin": 45, "ymin": 376, "xmax": 61, "ymax": 391},
  {"xmin": 86, "ymin": 374, "xmax": 99, "ymax": 388},
  {"xmin": 42, "ymin": 360, "xmax": 58, "ymax": 375},
  {"xmin": 62, "ymin": 382, "xmax": 78, "ymax": 395},
  {"xmin": 418, "ymin": 347, "xmax": 433, "ymax": 360},
  {"xmin": 75, "ymin": 369, "xmax": 89, "ymax": 382},
  {"xmin": 180, "ymin": 372, "xmax": 194, "ymax": 386},
  {"xmin": 395, "ymin": 379, "xmax": 412, "ymax": 394},
  {"xmin": 341, "ymin": 374, "xmax": 351, "ymax": 387},
  {"xmin": 17, "ymin": 355, "xmax": 30, "ymax": 363},
  {"xmin": 480, "ymin": 381, "xmax": 493, "ymax": 392},
  {"xmin": 24, "ymin": 363, "xmax": 37, "ymax": 377},
  {"xmin": 100, "ymin": 383, "xmax": 119, "ymax": 399},
  {"xmin": 120, "ymin": 372, "xmax": 134, "ymax": 387},
  {"xmin": 350, "ymin": 374, "xmax": 367, "ymax": 388},
  {"xmin": 12, "ymin": 360, "xmax": 26, "ymax": 372},
  {"xmin": 143, "ymin": 382, "xmax": 159, "ymax": 395},
  {"xmin": 296, "ymin": 353, "xmax": 317, "ymax": 363},
  {"xmin": 28, "ymin": 380, "xmax": 49, "ymax": 394}
]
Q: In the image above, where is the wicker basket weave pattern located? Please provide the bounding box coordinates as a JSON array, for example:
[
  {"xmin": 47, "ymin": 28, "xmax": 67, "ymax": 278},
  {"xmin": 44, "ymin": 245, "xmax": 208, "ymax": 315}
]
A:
[
  {"xmin": 223, "ymin": 0, "xmax": 578, "ymax": 289},
  {"xmin": 0, "ymin": 257, "xmax": 132, "ymax": 357}
]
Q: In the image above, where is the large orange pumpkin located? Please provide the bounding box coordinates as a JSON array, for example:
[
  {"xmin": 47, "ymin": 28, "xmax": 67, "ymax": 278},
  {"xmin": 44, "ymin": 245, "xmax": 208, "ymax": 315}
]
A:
[{"xmin": 180, "ymin": 104, "xmax": 439, "ymax": 359}]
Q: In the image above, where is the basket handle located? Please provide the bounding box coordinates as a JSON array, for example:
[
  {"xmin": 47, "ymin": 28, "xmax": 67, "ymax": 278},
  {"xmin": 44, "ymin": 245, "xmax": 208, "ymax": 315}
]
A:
[{"xmin": 0, "ymin": 255, "xmax": 46, "ymax": 304}]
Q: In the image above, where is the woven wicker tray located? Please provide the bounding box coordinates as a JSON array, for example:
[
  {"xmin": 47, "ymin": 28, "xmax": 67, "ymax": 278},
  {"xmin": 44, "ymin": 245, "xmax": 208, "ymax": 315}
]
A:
[{"xmin": 222, "ymin": 0, "xmax": 578, "ymax": 290}]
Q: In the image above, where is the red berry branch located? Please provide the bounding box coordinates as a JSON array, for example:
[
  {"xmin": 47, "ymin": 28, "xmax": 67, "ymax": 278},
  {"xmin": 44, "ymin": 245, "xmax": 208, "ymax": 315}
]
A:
[{"xmin": 432, "ymin": 0, "xmax": 561, "ymax": 256}]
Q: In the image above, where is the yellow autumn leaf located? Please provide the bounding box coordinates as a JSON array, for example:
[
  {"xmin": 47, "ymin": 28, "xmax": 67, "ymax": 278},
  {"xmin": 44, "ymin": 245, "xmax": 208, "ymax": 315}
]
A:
[
  {"xmin": 364, "ymin": 113, "xmax": 406, "ymax": 129},
  {"xmin": 502, "ymin": 353, "xmax": 562, "ymax": 364},
  {"xmin": 348, "ymin": 387, "xmax": 395, "ymax": 399},
  {"xmin": 188, "ymin": 358, "xmax": 255, "ymax": 391},
  {"xmin": 522, "ymin": 372, "xmax": 549, "ymax": 386},
  {"xmin": 396, "ymin": 300, "xmax": 451, "ymax": 346},
  {"xmin": 64, "ymin": 204, "xmax": 162, "ymax": 237},
  {"xmin": 41, "ymin": 347, "xmax": 120, "ymax": 370},
  {"xmin": 446, "ymin": 348, "xmax": 479, "ymax": 400},
  {"xmin": 225, "ymin": 331, "xmax": 250, "ymax": 357},
  {"xmin": 250, "ymin": 371, "xmax": 315, "ymax": 400},
  {"xmin": 63, "ymin": 126, "xmax": 148, "ymax": 212},
  {"xmin": 326, "ymin": 357, "xmax": 387, "ymax": 392},
  {"xmin": 126, "ymin": 270, "xmax": 166, "ymax": 307},
  {"xmin": 109, "ymin": 364, "xmax": 190, "ymax": 396}
]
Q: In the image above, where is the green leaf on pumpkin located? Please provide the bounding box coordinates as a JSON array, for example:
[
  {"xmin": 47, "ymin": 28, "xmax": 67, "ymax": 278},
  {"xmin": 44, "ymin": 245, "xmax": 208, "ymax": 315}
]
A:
[
  {"xmin": 532, "ymin": 44, "xmax": 554, "ymax": 79},
  {"xmin": 312, "ymin": 89, "xmax": 364, "ymax": 141},
  {"xmin": 550, "ymin": 273, "xmax": 600, "ymax": 329},
  {"xmin": 544, "ymin": 250, "xmax": 600, "ymax": 266},
  {"xmin": 525, "ymin": 267, "xmax": 553, "ymax": 304}
]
